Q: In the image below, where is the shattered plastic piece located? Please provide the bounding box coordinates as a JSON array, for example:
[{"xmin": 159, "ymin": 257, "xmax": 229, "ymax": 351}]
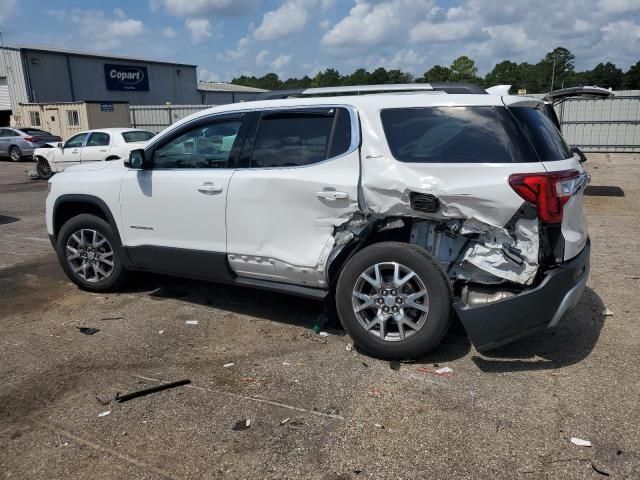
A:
[
  {"xmin": 158, "ymin": 330, "xmax": 164, "ymax": 335},
  {"xmin": 416, "ymin": 366, "xmax": 453, "ymax": 378},
  {"xmin": 185, "ymin": 320, "xmax": 199, "ymax": 325},
  {"xmin": 115, "ymin": 379, "xmax": 191, "ymax": 403},
  {"xmin": 318, "ymin": 331, "xmax": 330, "ymax": 337},
  {"xmin": 346, "ymin": 343, "xmax": 353, "ymax": 351},
  {"xmin": 282, "ymin": 361, "xmax": 291, "ymax": 366},
  {"xmin": 78, "ymin": 327, "xmax": 99, "ymax": 335},
  {"xmin": 603, "ymin": 308, "xmax": 613, "ymax": 317},
  {"xmin": 435, "ymin": 367, "xmax": 453, "ymax": 375},
  {"xmin": 98, "ymin": 410, "xmax": 111, "ymax": 417},
  {"xmin": 280, "ymin": 418, "xmax": 290, "ymax": 425},
  {"xmin": 570, "ymin": 437, "xmax": 592, "ymax": 447},
  {"xmin": 371, "ymin": 388, "xmax": 382, "ymax": 397},
  {"xmin": 374, "ymin": 423, "xmax": 384, "ymax": 429},
  {"xmin": 390, "ymin": 361, "xmax": 401, "ymax": 371},
  {"xmin": 223, "ymin": 362, "xmax": 234, "ymax": 368},
  {"xmin": 232, "ymin": 418, "xmax": 251, "ymax": 431}
]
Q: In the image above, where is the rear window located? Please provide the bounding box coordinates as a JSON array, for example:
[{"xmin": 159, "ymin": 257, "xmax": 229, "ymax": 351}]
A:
[
  {"xmin": 18, "ymin": 128, "xmax": 51, "ymax": 136},
  {"xmin": 122, "ymin": 130, "xmax": 155, "ymax": 143},
  {"xmin": 510, "ymin": 107, "xmax": 572, "ymax": 161},
  {"xmin": 380, "ymin": 106, "xmax": 534, "ymax": 163}
]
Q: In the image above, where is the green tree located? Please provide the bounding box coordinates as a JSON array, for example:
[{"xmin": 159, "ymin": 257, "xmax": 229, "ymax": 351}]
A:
[
  {"xmin": 484, "ymin": 60, "xmax": 520, "ymax": 87},
  {"xmin": 539, "ymin": 47, "xmax": 575, "ymax": 91},
  {"xmin": 343, "ymin": 68, "xmax": 370, "ymax": 86},
  {"xmin": 423, "ymin": 65, "xmax": 451, "ymax": 82},
  {"xmin": 449, "ymin": 56, "xmax": 478, "ymax": 82},
  {"xmin": 368, "ymin": 67, "xmax": 390, "ymax": 84},
  {"xmin": 587, "ymin": 62, "xmax": 623, "ymax": 89},
  {"xmin": 622, "ymin": 61, "xmax": 640, "ymax": 89},
  {"xmin": 311, "ymin": 68, "xmax": 342, "ymax": 87}
]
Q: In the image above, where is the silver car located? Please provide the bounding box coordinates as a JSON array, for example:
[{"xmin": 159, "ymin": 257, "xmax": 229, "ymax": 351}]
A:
[{"xmin": 0, "ymin": 127, "xmax": 62, "ymax": 162}]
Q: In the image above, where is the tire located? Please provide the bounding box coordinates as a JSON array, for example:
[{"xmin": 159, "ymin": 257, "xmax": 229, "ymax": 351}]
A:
[
  {"xmin": 336, "ymin": 242, "xmax": 452, "ymax": 359},
  {"xmin": 56, "ymin": 214, "xmax": 127, "ymax": 292},
  {"xmin": 36, "ymin": 157, "xmax": 53, "ymax": 179},
  {"xmin": 9, "ymin": 146, "xmax": 22, "ymax": 162}
]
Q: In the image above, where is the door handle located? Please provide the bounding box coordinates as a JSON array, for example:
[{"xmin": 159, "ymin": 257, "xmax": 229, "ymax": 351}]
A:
[
  {"xmin": 198, "ymin": 182, "xmax": 223, "ymax": 194},
  {"xmin": 99, "ymin": 149, "xmax": 108, "ymax": 152},
  {"xmin": 72, "ymin": 149, "xmax": 79, "ymax": 153},
  {"xmin": 316, "ymin": 190, "xmax": 349, "ymax": 200}
]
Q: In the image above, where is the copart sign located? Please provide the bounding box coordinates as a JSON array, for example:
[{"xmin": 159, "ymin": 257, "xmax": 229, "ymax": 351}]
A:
[{"xmin": 104, "ymin": 64, "xmax": 149, "ymax": 91}]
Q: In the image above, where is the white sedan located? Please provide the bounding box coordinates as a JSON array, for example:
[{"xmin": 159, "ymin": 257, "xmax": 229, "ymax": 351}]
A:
[{"xmin": 34, "ymin": 128, "xmax": 155, "ymax": 179}]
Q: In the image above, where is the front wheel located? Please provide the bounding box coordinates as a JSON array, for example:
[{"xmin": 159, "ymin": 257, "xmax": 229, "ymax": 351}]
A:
[
  {"xmin": 56, "ymin": 214, "xmax": 127, "ymax": 292},
  {"xmin": 36, "ymin": 157, "xmax": 53, "ymax": 179},
  {"xmin": 336, "ymin": 242, "xmax": 452, "ymax": 359}
]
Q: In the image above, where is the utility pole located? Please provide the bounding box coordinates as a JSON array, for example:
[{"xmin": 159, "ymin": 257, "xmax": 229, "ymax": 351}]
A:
[{"xmin": 550, "ymin": 57, "xmax": 556, "ymax": 92}]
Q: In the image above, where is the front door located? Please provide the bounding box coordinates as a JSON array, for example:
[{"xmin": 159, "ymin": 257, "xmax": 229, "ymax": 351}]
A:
[
  {"xmin": 120, "ymin": 113, "xmax": 247, "ymax": 281},
  {"xmin": 58, "ymin": 132, "xmax": 87, "ymax": 169},
  {"xmin": 225, "ymin": 106, "xmax": 360, "ymax": 288}
]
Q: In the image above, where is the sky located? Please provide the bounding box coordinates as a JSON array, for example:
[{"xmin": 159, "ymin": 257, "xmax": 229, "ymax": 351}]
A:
[{"xmin": 1, "ymin": 0, "xmax": 639, "ymax": 82}]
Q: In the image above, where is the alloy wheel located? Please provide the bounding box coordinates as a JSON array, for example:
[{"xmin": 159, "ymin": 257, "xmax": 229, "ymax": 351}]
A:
[
  {"xmin": 66, "ymin": 229, "xmax": 115, "ymax": 283},
  {"xmin": 352, "ymin": 262, "xmax": 430, "ymax": 342}
]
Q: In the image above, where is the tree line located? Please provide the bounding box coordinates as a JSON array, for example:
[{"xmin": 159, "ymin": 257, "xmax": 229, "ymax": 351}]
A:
[{"xmin": 227, "ymin": 47, "xmax": 640, "ymax": 93}]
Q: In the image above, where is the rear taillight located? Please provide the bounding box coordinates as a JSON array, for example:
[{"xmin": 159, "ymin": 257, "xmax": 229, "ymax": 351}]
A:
[
  {"xmin": 509, "ymin": 170, "xmax": 580, "ymax": 224},
  {"xmin": 24, "ymin": 136, "xmax": 40, "ymax": 143}
]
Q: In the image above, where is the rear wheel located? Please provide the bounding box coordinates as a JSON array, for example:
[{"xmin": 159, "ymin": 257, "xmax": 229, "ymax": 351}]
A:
[
  {"xmin": 336, "ymin": 242, "xmax": 451, "ymax": 359},
  {"xmin": 36, "ymin": 157, "xmax": 53, "ymax": 179},
  {"xmin": 9, "ymin": 146, "xmax": 22, "ymax": 162},
  {"xmin": 56, "ymin": 214, "xmax": 127, "ymax": 292}
]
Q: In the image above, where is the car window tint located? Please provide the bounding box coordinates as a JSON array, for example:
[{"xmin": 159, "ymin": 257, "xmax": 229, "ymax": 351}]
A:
[
  {"xmin": 154, "ymin": 119, "xmax": 242, "ymax": 169},
  {"xmin": 18, "ymin": 128, "xmax": 50, "ymax": 135},
  {"xmin": 251, "ymin": 108, "xmax": 351, "ymax": 168},
  {"xmin": 86, "ymin": 132, "xmax": 110, "ymax": 147},
  {"xmin": 122, "ymin": 131, "xmax": 155, "ymax": 143},
  {"xmin": 381, "ymin": 106, "xmax": 534, "ymax": 163},
  {"xmin": 0, "ymin": 129, "xmax": 8, "ymax": 137},
  {"xmin": 65, "ymin": 133, "xmax": 88, "ymax": 148},
  {"xmin": 510, "ymin": 107, "xmax": 572, "ymax": 161}
]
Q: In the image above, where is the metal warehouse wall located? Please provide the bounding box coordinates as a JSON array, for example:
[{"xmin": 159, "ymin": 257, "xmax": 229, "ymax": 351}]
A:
[
  {"xmin": 22, "ymin": 50, "xmax": 201, "ymax": 105},
  {"xmin": 0, "ymin": 47, "xmax": 29, "ymax": 111},
  {"xmin": 200, "ymin": 91, "xmax": 264, "ymax": 105},
  {"xmin": 130, "ymin": 104, "xmax": 209, "ymax": 133}
]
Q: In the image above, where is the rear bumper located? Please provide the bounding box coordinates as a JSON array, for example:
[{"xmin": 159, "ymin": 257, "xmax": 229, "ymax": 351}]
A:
[{"xmin": 454, "ymin": 239, "xmax": 590, "ymax": 351}]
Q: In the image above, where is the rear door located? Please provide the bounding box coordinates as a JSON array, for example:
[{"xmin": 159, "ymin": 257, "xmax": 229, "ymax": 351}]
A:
[
  {"xmin": 225, "ymin": 106, "xmax": 360, "ymax": 288},
  {"xmin": 81, "ymin": 131, "xmax": 111, "ymax": 162}
]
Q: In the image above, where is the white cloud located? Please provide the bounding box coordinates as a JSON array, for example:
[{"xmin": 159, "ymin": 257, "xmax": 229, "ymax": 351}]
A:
[
  {"xmin": 218, "ymin": 35, "xmax": 252, "ymax": 61},
  {"xmin": 198, "ymin": 67, "xmax": 220, "ymax": 82},
  {"xmin": 256, "ymin": 49, "xmax": 270, "ymax": 66},
  {"xmin": 161, "ymin": 26, "xmax": 177, "ymax": 38},
  {"xmin": 270, "ymin": 53, "xmax": 293, "ymax": 70},
  {"xmin": 319, "ymin": 19, "xmax": 331, "ymax": 30},
  {"xmin": 410, "ymin": 20, "xmax": 480, "ymax": 43},
  {"xmin": 68, "ymin": 10, "xmax": 144, "ymax": 51},
  {"xmin": 254, "ymin": 2, "xmax": 309, "ymax": 40},
  {"xmin": 153, "ymin": 0, "xmax": 260, "ymax": 17},
  {"xmin": 0, "ymin": 0, "xmax": 17, "ymax": 23},
  {"xmin": 597, "ymin": 0, "xmax": 640, "ymax": 14},
  {"xmin": 113, "ymin": 8, "xmax": 126, "ymax": 19},
  {"xmin": 186, "ymin": 18, "xmax": 213, "ymax": 43}
]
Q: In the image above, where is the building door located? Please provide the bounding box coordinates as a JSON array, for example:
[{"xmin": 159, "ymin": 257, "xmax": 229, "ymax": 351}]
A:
[
  {"xmin": 0, "ymin": 77, "xmax": 10, "ymax": 127},
  {"xmin": 45, "ymin": 108, "xmax": 62, "ymax": 138}
]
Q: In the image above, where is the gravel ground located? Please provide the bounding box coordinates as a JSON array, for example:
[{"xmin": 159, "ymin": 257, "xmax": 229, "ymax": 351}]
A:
[{"xmin": 0, "ymin": 154, "xmax": 639, "ymax": 479}]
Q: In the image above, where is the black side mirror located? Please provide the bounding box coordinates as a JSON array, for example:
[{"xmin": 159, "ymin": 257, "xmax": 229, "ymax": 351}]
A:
[
  {"xmin": 57, "ymin": 142, "xmax": 63, "ymax": 148},
  {"xmin": 125, "ymin": 149, "xmax": 147, "ymax": 169},
  {"xmin": 571, "ymin": 146, "xmax": 587, "ymax": 163}
]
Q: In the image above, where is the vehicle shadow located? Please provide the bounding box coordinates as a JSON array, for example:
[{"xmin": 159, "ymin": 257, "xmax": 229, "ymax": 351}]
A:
[{"xmin": 471, "ymin": 286, "xmax": 605, "ymax": 373}]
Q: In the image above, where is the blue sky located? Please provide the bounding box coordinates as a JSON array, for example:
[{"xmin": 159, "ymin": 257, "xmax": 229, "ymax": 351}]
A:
[{"xmin": 1, "ymin": 0, "xmax": 639, "ymax": 81}]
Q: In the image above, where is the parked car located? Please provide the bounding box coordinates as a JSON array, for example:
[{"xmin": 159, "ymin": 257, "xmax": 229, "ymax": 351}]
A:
[
  {"xmin": 34, "ymin": 128, "xmax": 155, "ymax": 179},
  {"xmin": 0, "ymin": 127, "xmax": 62, "ymax": 162},
  {"xmin": 45, "ymin": 83, "xmax": 591, "ymax": 359}
]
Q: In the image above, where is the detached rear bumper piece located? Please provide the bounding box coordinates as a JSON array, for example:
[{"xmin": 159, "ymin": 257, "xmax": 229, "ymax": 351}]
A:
[{"xmin": 454, "ymin": 239, "xmax": 590, "ymax": 352}]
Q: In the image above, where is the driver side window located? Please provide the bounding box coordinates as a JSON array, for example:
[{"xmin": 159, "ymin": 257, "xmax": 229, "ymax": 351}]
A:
[
  {"xmin": 65, "ymin": 133, "xmax": 88, "ymax": 148},
  {"xmin": 153, "ymin": 117, "xmax": 243, "ymax": 169}
]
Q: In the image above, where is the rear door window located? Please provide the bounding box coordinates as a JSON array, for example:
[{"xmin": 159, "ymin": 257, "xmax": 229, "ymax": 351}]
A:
[
  {"xmin": 86, "ymin": 132, "xmax": 110, "ymax": 147},
  {"xmin": 250, "ymin": 107, "xmax": 352, "ymax": 168},
  {"xmin": 510, "ymin": 107, "xmax": 572, "ymax": 161},
  {"xmin": 380, "ymin": 106, "xmax": 534, "ymax": 163}
]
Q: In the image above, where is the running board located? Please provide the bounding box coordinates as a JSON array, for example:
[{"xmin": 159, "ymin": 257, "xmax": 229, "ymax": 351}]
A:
[{"xmin": 234, "ymin": 277, "xmax": 328, "ymax": 300}]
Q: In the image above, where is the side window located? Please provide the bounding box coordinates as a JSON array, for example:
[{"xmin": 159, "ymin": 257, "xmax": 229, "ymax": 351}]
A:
[
  {"xmin": 153, "ymin": 117, "xmax": 242, "ymax": 169},
  {"xmin": 0, "ymin": 129, "xmax": 8, "ymax": 137},
  {"xmin": 67, "ymin": 110, "xmax": 80, "ymax": 127},
  {"xmin": 86, "ymin": 132, "xmax": 110, "ymax": 147},
  {"xmin": 29, "ymin": 111, "xmax": 41, "ymax": 127},
  {"xmin": 65, "ymin": 133, "xmax": 88, "ymax": 148},
  {"xmin": 250, "ymin": 108, "xmax": 352, "ymax": 168}
]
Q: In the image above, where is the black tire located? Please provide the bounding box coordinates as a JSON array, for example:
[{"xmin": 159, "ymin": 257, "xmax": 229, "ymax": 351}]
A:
[
  {"xmin": 336, "ymin": 242, "xmax": 451, "ymax": 359},
  {"xmin": 36, "ymin": 157, "xmax": 53, "ymax": 179},
  {"xmin": 9, "ymin": 146, "xmax": 22, "ymax": 162},
  {"xmin": 56, "ymin": 214, "xmax": 127, "ymax": 292}
]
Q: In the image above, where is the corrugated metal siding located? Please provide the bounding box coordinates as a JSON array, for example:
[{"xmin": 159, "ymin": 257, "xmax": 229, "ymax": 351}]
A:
[
  {"xmin": 200, "ymin": 91, "xmax": 264, "ymax": 105},
  {"xmin": 130, "ymin": 104, "xmax": 209, "ymax": 133},
  {"xmin": 0, "ymin": 47, "xmax": 29, "ymax": 112},
  {"xmin": 0, "ymin": 78, "xmax": 10, "ymax": 109}
]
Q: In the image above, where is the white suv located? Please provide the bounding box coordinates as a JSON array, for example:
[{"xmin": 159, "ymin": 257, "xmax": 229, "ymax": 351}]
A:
[{"xmin": 45, "ymin": 84, "xmax": 591, "ymax": 359}]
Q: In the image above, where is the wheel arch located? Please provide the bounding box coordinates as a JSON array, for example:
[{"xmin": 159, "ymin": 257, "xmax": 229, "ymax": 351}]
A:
[{"xmin": 53, "ymin": 195, "xmax": 123, "ymax": 248}]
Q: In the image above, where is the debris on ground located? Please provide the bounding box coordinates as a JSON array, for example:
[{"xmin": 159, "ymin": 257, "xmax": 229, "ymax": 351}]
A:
[
  {"xmin": 78, "ymin": 327, "xmax": 99, "ymax": 336},
  {"xmin": 570, "ymin": 437, "xmax": 592, "ymax": 447},
  {"xmin": 318, "ymin": 331, "xmax": 330, "ymax": 337},
  {"xmin": 603, "ymin": 308, "xmax": 614, "ymax": 317},
  {"xmin": 25, "ymin": 169, "xmax": 38, "ymax": 178},
  {"xmin": 185, "ymin": 320, "xmax": 199, "ymax": 325},
  {"xmin": 282, "ymin": 362, "xmax": 291, "ymax": 366},
  {"xmin": 280, "ymin": 418, "xmax": 290, "ymax": 425},
  {"xmin": 232, "ymin": 418, "xmax": 251, "ymax": 431},
  {"xmin": 371, "ymin": 387, "xmax": 382, "ymax": 397},
  {"xmin": 346, "ymin": 343, "xmax": 353, "ymax": 351},
  {"xmin": 312, "ymin": 313, "xmax": 329, "ymax": 333},
  {"xmin": 416, "ymin": 366, "xmax": 453, "ymax": 378},
  {"xmin": 374, "ymin": 423, "xmax": 385, "ymax": 429},
  {"xmin": 390, "ymin": 361, "xmax": 401, "ymax": 371},
  {"xmin": 115, "ymin": 379, "xmax": 191, "ymax": 403},
  {"xmin": 158, "ymin": 330, "xmax": 164, "ymax": 335},
  {"xmin": 362, "ymin": 362, "xmax": 369, "ymax": 368},
  {"xmin": 591, "ymin": 462, "xmax": 610, "ymax": 476},
  {"xmin": 223, "ymin": 362, "xmax": 234, "ymax": 368},
  {"xmin": 98, "ymin": 410, "xmax": 111, "ymax": 417},
  {"xmin": 100, "ymin": 316, "xmax": 124, "ymax": 321},
  {"xmin": 95, "ymin": 394, "xmax": 111, "ymax": 406}
]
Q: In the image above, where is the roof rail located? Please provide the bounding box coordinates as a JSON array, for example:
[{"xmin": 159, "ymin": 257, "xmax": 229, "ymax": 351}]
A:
[{"xmin": 255, "ymin": 82, "xmax": 487, "ymax": 100}]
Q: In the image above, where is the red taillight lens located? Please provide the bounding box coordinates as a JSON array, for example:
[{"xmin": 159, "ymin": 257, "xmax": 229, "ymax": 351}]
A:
[
  {"xmin": 509, "ymin": 170, "xmax": 579, "ymax": 224},
  {"xmin": 24, "ymin": 136, "xmax": 38, "ymax": 143}
]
